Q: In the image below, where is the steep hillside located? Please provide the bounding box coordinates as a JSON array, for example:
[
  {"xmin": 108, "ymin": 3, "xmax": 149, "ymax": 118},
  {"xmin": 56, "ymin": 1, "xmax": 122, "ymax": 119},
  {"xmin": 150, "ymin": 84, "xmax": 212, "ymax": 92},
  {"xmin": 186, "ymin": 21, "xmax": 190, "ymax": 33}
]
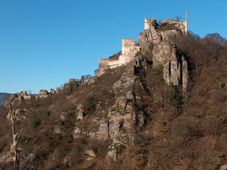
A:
[{"xmin": 0, "ymin": 18, "xmax": 226, "ymax": 170}]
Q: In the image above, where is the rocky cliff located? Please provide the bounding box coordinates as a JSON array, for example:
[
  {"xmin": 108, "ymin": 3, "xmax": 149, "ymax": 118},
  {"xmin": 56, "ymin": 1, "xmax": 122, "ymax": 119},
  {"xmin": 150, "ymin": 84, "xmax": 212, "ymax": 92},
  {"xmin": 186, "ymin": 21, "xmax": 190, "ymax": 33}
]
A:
[
  {"xmin": 98, "ymin": 18, "xmax": 189, "ymax": 93},
  {"xmin": 0, "ymin": 18, "xmax": 227, "ymax": 170}
]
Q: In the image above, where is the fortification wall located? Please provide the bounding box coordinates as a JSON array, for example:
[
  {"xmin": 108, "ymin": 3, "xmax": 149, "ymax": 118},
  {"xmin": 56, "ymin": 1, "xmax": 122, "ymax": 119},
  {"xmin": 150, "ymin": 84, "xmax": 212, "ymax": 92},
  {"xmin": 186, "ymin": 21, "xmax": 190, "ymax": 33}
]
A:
[
  {"xmin": 97, "ymin": 39, "xmax": 140, "ymax": 76},
  {"xmin": 145, "ymin": 17, "xmax": 188, "ymax": 34}
]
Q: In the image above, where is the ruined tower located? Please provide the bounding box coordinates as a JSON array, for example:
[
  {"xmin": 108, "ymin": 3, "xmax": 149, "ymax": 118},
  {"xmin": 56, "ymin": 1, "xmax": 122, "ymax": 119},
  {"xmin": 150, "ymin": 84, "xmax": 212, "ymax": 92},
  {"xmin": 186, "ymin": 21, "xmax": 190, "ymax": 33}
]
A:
[{"xmin": 183, "ymin": 11, "xmax": 188, "ymax": 34}]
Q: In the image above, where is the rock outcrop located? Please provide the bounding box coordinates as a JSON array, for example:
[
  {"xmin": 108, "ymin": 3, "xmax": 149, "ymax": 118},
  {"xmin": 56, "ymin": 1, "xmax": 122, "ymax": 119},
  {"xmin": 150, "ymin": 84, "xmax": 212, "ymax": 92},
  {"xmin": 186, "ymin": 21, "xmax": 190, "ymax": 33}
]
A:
[
  {"xmin": 139, "ymin": 18, "xmax": 189, "ymax": 92},
  {"xmin": 98, "ymin": 17, "xmax": 189, "ymax": 92},
  {"xmin": 0, "ymin": 15, "xmax": 226, "ymax": 170},
  {"xmin": 163, "ymin": 45, "xmax": 188, "ymax": 92}
]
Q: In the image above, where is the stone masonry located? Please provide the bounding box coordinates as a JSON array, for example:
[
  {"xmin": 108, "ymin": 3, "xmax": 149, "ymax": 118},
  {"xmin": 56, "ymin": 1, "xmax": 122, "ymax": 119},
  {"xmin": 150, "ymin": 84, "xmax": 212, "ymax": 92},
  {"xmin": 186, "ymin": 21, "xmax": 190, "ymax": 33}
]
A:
[{"xmin": 97, "ymin": 38, "xmax": 140, "ymax": 76}]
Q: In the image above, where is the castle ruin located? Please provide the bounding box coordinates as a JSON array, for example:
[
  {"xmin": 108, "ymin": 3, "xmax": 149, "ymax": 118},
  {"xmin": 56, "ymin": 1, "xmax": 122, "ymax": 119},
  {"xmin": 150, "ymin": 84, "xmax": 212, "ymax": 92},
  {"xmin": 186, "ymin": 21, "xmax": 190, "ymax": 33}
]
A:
[
  {"xmin": 97, "ymin": 38, "xmax": 140, "ymax": 76},
  {"xmin": 97, "ymin": 15, "xmax": 188, "ymax": 76},
  {"xmin": 144, "ymin": 16, "xmax": 188, "ymax": 34}
]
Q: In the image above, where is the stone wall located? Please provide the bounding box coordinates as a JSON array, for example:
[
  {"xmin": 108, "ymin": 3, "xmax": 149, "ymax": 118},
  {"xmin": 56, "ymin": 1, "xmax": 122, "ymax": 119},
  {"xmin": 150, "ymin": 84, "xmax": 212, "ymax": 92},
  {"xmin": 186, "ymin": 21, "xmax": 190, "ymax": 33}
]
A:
[
  {"xmin": 145, "ymin": 17, "xmax": 188, "ymax": 34},
  {"xmin": 97, "ymin": 39, "xmax": 140, "ymax": 76}
]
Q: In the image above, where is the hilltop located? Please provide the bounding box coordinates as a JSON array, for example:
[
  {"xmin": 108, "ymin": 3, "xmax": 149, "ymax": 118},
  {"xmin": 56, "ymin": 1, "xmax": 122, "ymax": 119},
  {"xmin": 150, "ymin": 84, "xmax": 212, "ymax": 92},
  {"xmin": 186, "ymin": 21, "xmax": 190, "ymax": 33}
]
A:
[{"xmin": 0, "ymin": 17, "xmax": 227, "ymax": 170}]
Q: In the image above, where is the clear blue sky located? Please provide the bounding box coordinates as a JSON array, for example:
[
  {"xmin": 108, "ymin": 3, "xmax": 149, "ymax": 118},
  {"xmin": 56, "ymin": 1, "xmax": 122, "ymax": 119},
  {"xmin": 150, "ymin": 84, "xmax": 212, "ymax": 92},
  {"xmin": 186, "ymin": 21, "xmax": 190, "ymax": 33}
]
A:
[{"xmin": 0, "ymin": 0, "xmax": 226, "ymax": 93}]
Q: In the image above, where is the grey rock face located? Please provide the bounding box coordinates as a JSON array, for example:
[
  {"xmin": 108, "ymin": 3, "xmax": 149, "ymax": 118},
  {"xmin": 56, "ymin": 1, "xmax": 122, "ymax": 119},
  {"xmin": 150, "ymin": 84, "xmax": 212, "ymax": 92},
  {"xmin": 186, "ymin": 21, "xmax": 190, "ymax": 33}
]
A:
[
  {"xmin": 112, "ymin": 72, "xmax": 135, "ymax": 95},
  {"xmin": 97, "ymin": 119, "xmax": 109, "ymax": 140},
  {"xmin": 139, "ymin": 23, "xmax": 189, "ymax": 93},
  {"xmin": 73, "ymin": 127, "xmax": 81, "ymax": 139},
  {"xmin": 163, "ymin": 45, "xmax": 188, "ymax": 92},
  {"xmin": 108, "ymin": 111, "xmax": 123, "ymax": 141},
  {"xmin": 107, "ymin": 144, "xmax": 117, "ymax": 161},
  {"xmin": 53, "ymin": 123, "xmax": 62, "ymax": 134},
  {"xmin": 76, "ymin": 104, "xmax": 84, "ymax": 120}
]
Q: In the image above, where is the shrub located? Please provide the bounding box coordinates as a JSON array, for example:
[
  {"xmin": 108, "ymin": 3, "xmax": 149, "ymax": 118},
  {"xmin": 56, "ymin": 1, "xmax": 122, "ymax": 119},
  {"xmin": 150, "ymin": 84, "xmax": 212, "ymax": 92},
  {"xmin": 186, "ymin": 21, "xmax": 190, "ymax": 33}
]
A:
[
  {"xmin": 171, "ymin": 121, "xmax": 192, "ymax": 137},
  {"xmin": 32, "ymin": 118, "xmax": 41, "ymax": 128},
  {"xmin": 84, "ymin": 95, "xmax": 98, "ymax": 115},
  {"xmin": 151, "ymin": 19, "xmax": 158, "ymax": 28},
  {"xmin": 165, "ymin": 84, "xmax": 183, "ymax": 109},
  {"xmin": 202, "ymin": 115, "xmax": 225, "ymax": 135}
]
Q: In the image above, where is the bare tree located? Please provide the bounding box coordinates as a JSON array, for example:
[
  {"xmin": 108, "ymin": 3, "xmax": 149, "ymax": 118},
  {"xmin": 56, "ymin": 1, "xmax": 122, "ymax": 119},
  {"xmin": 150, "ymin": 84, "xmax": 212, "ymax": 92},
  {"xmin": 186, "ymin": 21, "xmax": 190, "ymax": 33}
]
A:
[{"xmin": 7, "ymin": 99, "xmax": 21, "ymax": 170}]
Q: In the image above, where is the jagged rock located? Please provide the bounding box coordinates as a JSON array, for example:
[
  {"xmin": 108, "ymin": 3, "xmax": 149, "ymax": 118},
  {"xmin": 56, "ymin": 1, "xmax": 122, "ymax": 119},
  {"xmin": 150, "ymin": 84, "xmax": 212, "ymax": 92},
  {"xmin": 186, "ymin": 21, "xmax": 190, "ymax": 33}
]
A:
[
  {"xmin": 220, "ymin": 165, "xmax": 227, "ymax": 170},
  {"xmin": 163, "ymin": 45, "xmax": 188, "ymax": 92},
  {"xmin": 95, "ymin": 101, "xmax": 102, "ymax": 112},
  {"xmin": 109, "ymin": 111, "xmax": 122, "ymax": 141},
  {"xmin": 150, "ymin": 25, "xmax": 161, "ymax": 44},
  {"xmin": 122, "ymin": 113, "xmax": 134, "ymax": 131},
  {"xmin": 97, "ymin": 119, "xmax": 109, "ymax": 140},
  {"xmin": 112, "ymin": 72, "xmax": 135, "ymax": 95},
  {"xmin": 125, "ymin": 102, "xmax": 134, "ymax": 113},
  {"xmin": 108, "ymin": 111, "xmax": 132, "ymax": 146},
  {"xmin": 85, "ymin": 150, "xmax": 96, "ymax": 160},
  {"xmin": 126, "ymin": 91, "xmax": 134, "ymax": 101},
  {"xmin": 182, "ymin": 57, "xmax": 188, "ymax": 93},
  {"xmin": 107, "ymin": 144, "xmax": 117, "ymax": 161},
  {"xmin": 53, "ymin": 123, "xmax": 62, "ymax": 134},
  {"xmin": 73, "ymin": 127, "xmax": 81, "ymax": 139},
  {"xmin": 152, "ymin": 42, "xmax": 172, "ymax": 64},
  {"xmin": 76, "ymin": 104, "xmax": 84, "ymax": 120},
  {"xmin": 115, "ymin": 96, "xmax": 127, "ymax": 113},
  {"xmin": 15, "ymin": 109, "xmax": 21, "ymax": 116},
  {"xmin": 50, "ymin": 88, "xmax": 56, "ymax": 94},
  {"xmin": 60, "ymin": 112, "xmax": 67, "ymax": 121},
  {"xmin": 160, "ymin": 30, "xmax": 178, "ymax": 41},
  {"xmin": 137, "ymin": 111, "xmax": 145, "ymax": 128},
  {"xmin": 138, "ymin": 19, "xmax": 189, "ymax": 92}
]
